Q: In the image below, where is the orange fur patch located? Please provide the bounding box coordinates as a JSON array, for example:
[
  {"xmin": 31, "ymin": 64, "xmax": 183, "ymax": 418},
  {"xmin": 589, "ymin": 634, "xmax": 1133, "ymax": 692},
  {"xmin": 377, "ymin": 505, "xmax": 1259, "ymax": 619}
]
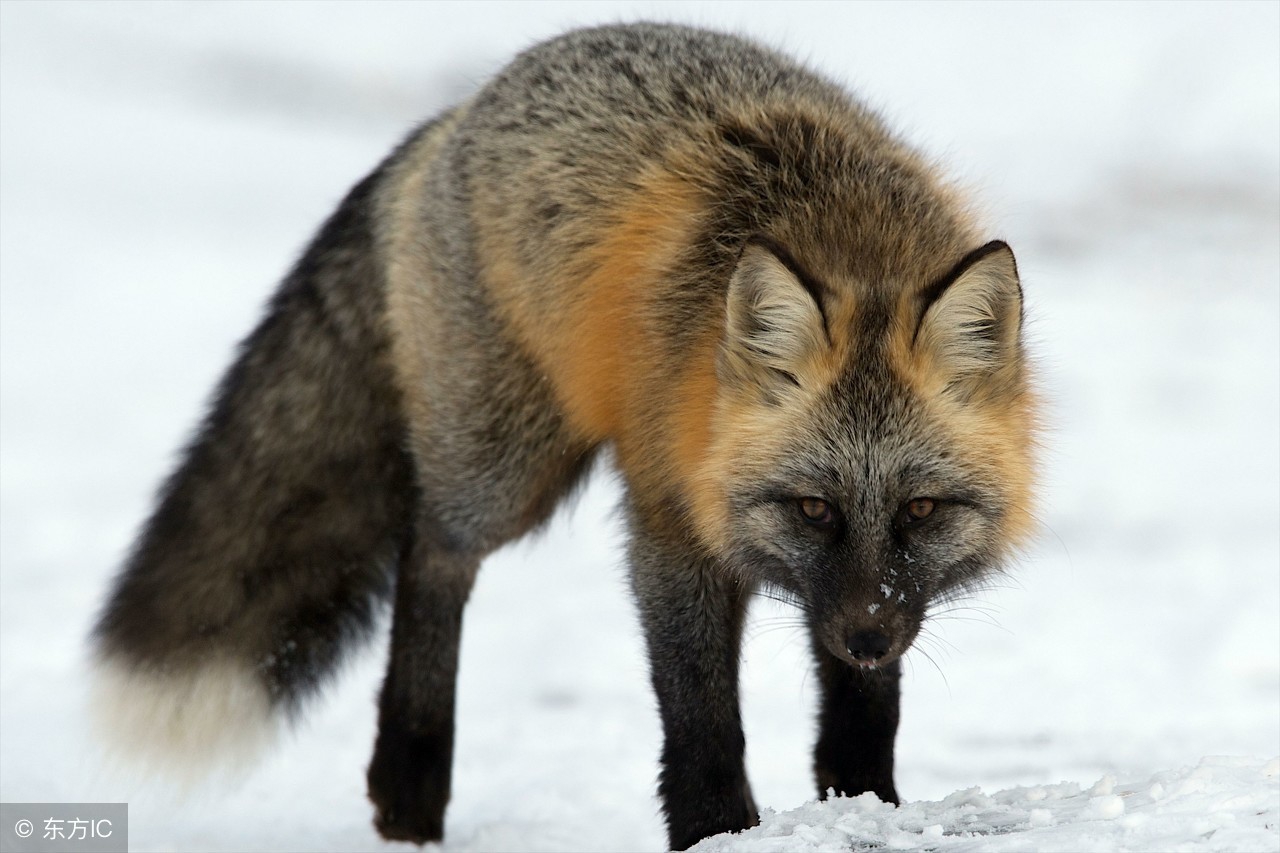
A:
[
  {"xmin": 555, "ymin": 168, "xmax": 705, "ymax": 441},
  {"xmin": 667, "ymin": 333, "xmax": 721, "ymax": 498}
]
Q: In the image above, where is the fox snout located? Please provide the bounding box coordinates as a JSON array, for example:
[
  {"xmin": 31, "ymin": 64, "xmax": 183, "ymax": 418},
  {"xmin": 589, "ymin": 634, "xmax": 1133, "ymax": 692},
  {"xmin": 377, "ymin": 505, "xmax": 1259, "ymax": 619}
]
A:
[
  {"xmin": 814, "ymin": 602, "xmax": 923, "ymax": 669},
  {"xmin": 846, "ymin": 629, "xmax": 892, "ymax": 665}
]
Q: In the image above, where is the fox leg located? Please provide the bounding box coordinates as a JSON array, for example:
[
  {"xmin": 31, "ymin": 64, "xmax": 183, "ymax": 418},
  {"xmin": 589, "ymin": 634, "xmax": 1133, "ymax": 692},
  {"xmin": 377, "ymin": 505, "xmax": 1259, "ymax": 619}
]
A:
[
  {"xmin": 628, "ymin": 514, "xmax": 758, "ymax": 850},
  {"xmin": 366, "ymin": 527, "xmax": 478, "ymax": 844},
  {"xmin": 370, "ymin": 255, "xmax": 598, "ymax": 841},
  {"xmin": 811, "ymin": 647, "xmax": 901, "ymax": 805},
  {"xmin": 366, "ymin": 422, "xmax": 594, "ymax": 846}
]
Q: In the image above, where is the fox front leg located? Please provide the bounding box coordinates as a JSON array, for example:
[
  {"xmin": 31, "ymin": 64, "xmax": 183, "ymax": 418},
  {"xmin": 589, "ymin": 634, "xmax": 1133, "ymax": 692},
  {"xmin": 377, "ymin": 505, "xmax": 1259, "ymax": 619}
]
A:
[
  {"xmin": 628, "ymin": 518, "xmax": 759, "ymax": 850},
  {"xmin": 367, "ymin": 537, "xmax": 479, "ymax": 844},
  {"xmin": 811, "ymin": 645, "xmax": 902, "ymax": 805}
]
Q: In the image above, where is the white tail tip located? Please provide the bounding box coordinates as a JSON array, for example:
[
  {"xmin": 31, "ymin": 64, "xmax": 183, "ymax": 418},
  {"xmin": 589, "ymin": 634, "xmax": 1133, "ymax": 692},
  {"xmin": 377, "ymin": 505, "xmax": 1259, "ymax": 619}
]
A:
[{"xmin": 90, "ymin": 655, "xmax": 281, "ymax": 785}]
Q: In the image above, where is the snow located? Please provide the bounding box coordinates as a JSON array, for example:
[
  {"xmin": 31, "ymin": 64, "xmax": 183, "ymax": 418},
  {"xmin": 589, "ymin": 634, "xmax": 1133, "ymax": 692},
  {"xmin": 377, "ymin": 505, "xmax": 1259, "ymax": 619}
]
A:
[
  {"xmin": 1, "ymin": 2, "xmax": 1277, "ymax": 852},
  {"xmin": 695, "ymin": 758, "xmax": 1278, "ymax": 853}
]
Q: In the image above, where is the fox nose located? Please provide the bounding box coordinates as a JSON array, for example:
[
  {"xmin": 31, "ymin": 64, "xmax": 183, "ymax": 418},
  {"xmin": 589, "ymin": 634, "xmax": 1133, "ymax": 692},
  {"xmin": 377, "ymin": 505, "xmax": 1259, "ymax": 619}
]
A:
[{"xmin": 846, "ymin": 630, "xmax": 891, "ymax": 664}]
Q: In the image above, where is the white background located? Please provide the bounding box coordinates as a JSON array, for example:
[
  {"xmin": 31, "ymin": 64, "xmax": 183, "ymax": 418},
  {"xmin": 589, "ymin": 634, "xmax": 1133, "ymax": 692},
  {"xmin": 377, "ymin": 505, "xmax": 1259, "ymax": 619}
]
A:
[{"xmin": 1, "ymin": 2, "xmax": 1276, "ymax": 850}]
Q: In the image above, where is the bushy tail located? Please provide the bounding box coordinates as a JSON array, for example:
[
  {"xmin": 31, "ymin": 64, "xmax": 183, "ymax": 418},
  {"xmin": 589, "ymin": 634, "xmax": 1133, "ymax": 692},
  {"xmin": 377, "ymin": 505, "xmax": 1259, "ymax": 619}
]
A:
[{"xmin": 91, "ymin": 168, "xmax": 416, "ymax": 774}]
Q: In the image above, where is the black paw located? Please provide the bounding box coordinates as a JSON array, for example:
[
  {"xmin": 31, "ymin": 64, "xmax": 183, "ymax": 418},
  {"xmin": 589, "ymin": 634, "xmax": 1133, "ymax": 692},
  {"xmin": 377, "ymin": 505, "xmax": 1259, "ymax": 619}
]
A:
[
  {"xmin": 366, "ymin": 730, "xmax": 452, "ymax": 844},
  {"xmin": 371, "ymin": 803, "xmax": 443, "ymax": 846},
  {"xmin": 666, "ymin": 777, "xmax": 760, "ymax": 851}
]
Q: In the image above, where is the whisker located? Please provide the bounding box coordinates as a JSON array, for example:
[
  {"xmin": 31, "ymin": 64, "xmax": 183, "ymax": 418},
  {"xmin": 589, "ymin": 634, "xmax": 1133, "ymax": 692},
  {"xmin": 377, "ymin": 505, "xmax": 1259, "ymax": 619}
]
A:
[
  {"xmin": 926, "ymin": 597, "xmax": 1011, "ymax": 636},
  {"xmin": 916, "ymin": 628, "xmax": 959, "ymax": 656},
  {"xmin": 799, "ymin": 659, "xmax": 815, "ymax": 694},
  {"xmin": 752, "ymin": 587, "xmax": 813, "ymax": 615},
  {"xmin": 748, "ymin": 618, "xmax": 808, "ymax": 632},
  {"xmin": 929, "ymin": 615, "xmax": 1011, "ymax": 635},
  {"xmin": 929, "ymin": 599, "xmax": 1004, "ymax": 615},
  {"xmin": 747, "ymin": 622, "xmax": 809, "ymax": 644},
  {"xmin": 908, "ymin": 641, "xmax": 951, "ymax": 698},
  {"xmin": 1042, "ymin": 521, "xmax": 1075, "ymax": 570}
]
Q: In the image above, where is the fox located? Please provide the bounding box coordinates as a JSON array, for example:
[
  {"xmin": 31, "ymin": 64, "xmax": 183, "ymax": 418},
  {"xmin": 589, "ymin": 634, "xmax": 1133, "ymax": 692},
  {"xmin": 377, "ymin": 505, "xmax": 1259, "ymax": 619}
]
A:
[{"xmin": 91, "ymin": 22, "xmax": 1038, "ymax": 851}]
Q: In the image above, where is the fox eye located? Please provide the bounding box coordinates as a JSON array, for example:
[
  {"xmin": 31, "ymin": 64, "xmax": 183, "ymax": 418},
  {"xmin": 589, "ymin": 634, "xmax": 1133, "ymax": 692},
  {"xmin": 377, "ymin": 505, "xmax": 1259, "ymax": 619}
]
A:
[
  {"xmin": 798, "ymin": 497, "xmax": 836, "ymax": 527},
  {"xmin": 902, "ymin": 497, "xmax": 936, "ymax": 523}
]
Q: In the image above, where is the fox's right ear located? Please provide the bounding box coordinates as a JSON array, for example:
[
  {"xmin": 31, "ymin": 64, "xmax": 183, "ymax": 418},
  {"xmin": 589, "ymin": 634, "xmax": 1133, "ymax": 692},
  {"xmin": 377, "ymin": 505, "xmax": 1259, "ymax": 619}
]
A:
[
  {"xmin": 914, "ymin": 240, "xmax": 1024, "ymax": 398},
  {"xmin": 718, "ymin": 241, "xmax": 829, "ymax": 398}
]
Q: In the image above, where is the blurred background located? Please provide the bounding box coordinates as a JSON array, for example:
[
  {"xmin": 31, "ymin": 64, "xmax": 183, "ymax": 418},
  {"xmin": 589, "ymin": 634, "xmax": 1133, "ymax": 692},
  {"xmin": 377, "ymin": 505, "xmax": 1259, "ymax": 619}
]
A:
[{"xmin": 2, "ymin": 2, "xmax": 1276, "ymax": 850}]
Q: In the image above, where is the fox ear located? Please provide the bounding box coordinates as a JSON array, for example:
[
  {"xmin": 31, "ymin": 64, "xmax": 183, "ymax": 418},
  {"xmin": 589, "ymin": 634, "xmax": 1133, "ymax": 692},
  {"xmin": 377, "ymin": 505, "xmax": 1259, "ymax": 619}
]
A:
[
  {"xmin": 719, "ymin": 241, "xmax": 829, "ymax": 395},
  {"xmin": 915, "ymin": 241, "xmax": 1023, "ymax": 392}
]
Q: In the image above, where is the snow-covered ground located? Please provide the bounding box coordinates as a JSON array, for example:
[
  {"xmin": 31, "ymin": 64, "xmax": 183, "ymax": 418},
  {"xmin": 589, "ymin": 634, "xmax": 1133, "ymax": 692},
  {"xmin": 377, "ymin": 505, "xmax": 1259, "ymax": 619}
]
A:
[{"xmin": 1, "ymin": 2, "xmax": 1276, "ymax": 851}]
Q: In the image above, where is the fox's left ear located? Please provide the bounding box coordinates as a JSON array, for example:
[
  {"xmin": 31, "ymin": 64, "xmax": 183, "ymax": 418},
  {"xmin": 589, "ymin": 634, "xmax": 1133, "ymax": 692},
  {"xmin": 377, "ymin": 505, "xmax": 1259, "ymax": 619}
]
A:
[
  {"xmin": 718, "ymin": 240, "xmax": 829, "ymax": 398},
  {"xmin": 914, "ymin": 241, "xmax": 1023, "ymax": 392}
]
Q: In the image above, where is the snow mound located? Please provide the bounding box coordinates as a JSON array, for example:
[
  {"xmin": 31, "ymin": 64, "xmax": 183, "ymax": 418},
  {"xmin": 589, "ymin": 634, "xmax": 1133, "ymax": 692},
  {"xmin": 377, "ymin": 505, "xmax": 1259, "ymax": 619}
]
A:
[{"xmin": 694, "ymin": 756, "xmax": 1280, "ymax": 853}]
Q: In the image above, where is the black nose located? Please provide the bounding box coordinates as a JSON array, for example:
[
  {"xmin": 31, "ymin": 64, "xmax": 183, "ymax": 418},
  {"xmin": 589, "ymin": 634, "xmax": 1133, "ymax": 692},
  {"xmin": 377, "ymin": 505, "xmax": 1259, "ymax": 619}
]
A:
[{"xmin": 846, "ymin": 630, "xmax": 891, "ymax": 663}]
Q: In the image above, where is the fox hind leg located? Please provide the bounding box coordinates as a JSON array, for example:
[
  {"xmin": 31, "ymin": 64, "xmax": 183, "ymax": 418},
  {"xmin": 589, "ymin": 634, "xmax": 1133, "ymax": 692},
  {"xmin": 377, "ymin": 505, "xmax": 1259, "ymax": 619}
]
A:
[
  {"xmin": 366, "ymin": 440, "xmax": 596, "ymax": 842},
  {"xmin": 366, "ymin": 534, "xmax": 478, "ymax": 844},
  {"xmin": 368, "ymin": 266, "xmax": 597, "ymax": 841}
]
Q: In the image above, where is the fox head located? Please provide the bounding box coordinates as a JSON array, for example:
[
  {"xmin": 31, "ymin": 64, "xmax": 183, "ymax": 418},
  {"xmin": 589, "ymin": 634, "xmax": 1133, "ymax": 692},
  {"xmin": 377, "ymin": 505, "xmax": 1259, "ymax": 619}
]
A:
[{"xmin": 694, "ymin": 237, "xmax": 1037, "ymax": 668}]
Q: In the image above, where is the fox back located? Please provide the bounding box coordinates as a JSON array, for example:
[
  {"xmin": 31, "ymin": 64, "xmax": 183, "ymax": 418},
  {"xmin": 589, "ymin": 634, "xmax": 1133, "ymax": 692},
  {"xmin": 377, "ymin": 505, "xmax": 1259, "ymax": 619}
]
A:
[{"xmin": 93, "ymin": 23, "xmax": 1037, "ymax": 850}]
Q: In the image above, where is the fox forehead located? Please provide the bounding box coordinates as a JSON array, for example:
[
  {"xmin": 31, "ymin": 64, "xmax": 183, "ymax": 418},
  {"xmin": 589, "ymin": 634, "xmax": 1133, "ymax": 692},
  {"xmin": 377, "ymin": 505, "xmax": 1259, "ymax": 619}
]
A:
[
  {"xmin": 750, "ymin": 353, "xmax": 949, "ymax": 483},
  {"xmin": 794, "ymin": 376, "xmax": 975, "ymax": 497}
]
